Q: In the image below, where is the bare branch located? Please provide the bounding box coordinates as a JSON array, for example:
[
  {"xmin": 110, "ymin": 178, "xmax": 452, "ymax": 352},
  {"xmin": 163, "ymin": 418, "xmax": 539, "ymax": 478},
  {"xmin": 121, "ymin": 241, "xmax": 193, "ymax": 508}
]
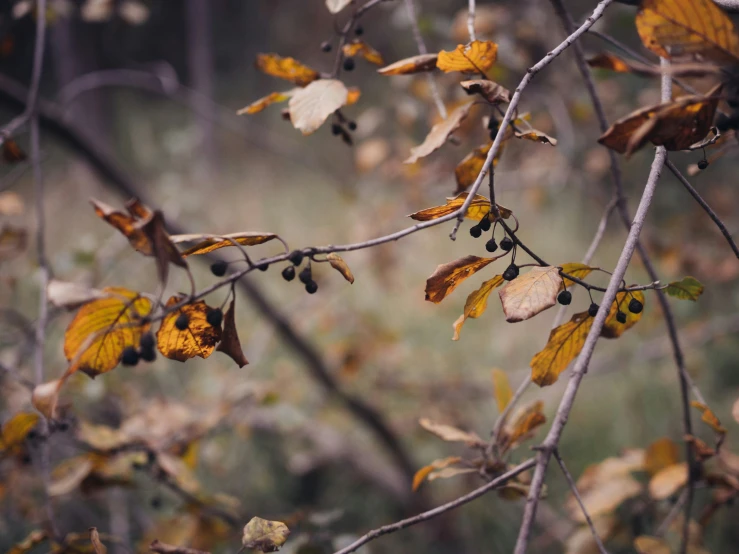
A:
[{"xmin": 467, "ymin": 0, "xmax": 477, "ymax": 41}]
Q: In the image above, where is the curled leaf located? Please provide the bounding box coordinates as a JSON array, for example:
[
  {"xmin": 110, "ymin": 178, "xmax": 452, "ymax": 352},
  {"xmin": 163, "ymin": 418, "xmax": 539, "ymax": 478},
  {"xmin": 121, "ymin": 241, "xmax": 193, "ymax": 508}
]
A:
[
  {"xmin": 90, "ymin": 198, "xmax": 152, "ymax": 255},
  {"xmin": 170, "ymin": 232, "xmax": 277, "ymax": 257},
  {"xmin": 499, "ymin": 400, "xmax": 546, "ymax": 453},
  {"xmin": 378, "ymin": 53, "xmax": 438, "ymax": 75},
  {"xmin": 515, "ymin": 130, "xmax": 557, "ymax": 146},
  {"xmin": 691, "ymin": 401, "xmax": 727, "ymax": 434},
  {"xmin": 498, "ymin": 266, "xmax": 563, "ymax": 323},
  {"xmin": 460, "ymin": 79, "xmax": 510, "ymax": 104},
  {"xmin": 242, "ymin": 517, "xmax": 290, "ymax": 552},
  {"xmin": 404, "ymin": 101, "xmax": 474, "ymax": 164},
  {"xmin": 31, "ymin": 379, "xmax": 64, "ymax": 421},
  {"xmin": 326, "ymin": 253, "xmax": 355, "ymax": 284},
  {"xmin": 419, "ymin": 418, "xmax": 484, "ymax": 446},
  {"xmin": 412, "ymin": 456, "xmax": 462, "ymax": 491},
  {"xmin": 288, "ymin": 79, "xmax": 349, "ymax": 135},
  {"xmin": 437, "ymin": 40, "xmax": 498, "ymax": 73},
  {"xmin": 157, "ymin": 295, "xmax": 223, "ymax": 362},
  {"xmin": 425, "ymin": 255, "xmax": 500, "ymax": 303},
  {"xmin": 89, "ymin": 528, "xmax": 107, "ymax": 554},
  {"xmin": 216, "ymin": 299, "xmax": 249, "ymax": 368},
  {"xmin": 342, "ymin": 40, "xmax": 384, "ymax": 65},
  {"xmin": 255, "ymin": 53, "xmax": 319, "ymax": 86},
  {"xmin": 409, "ymin": 192, "xmax": 511, "ymax": 222}
]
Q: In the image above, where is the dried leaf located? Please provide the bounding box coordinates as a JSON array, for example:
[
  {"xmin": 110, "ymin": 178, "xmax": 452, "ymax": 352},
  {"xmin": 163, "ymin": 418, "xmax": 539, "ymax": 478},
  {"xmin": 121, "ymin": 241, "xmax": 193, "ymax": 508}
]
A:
[
  {"xmin": 49, "ymin": 455, "xmax": 95, "ymax": 496},
  {"xmin": 409, "ymin": 192, "xmax": 511, "ymax": 222},
  {"xmin": 645, "ymin": 437, "xmax": 680, "ymax": 476},
  {"xmin": 460, "ymin": 79, "xmax": 510, "ymax": 104},
  {"xmin": 501, "ymin": 400, "xmax": 546, "ymax": 452},
  {"xmin": 636, "ymin": 0, "xmax": 739, "ymax": 64},
  {"xmin": 412, "ymin": 456, "xmax": 462, "ymax": 491},
  {"xmin": 237, "ymin": 90, "xmax": 296, "ymax": 115},
  {"xmin": 498, "ymin": 266, "xmax": 563, "ymax": 323},
  {"xmin": 419, "ymin": 418, "xmax": 484, "ymax": 446},
  {"xmin": 140, "ymin": 210, "xmax": 188, "ymax": 286},
  {"xmin": 170, "ymin": 232, "xmax": 277, "ymax": 257},
  {"xmin": 377, "ymin": 53, "xmax": 439, "ymax": 75},
  {"xmin": 90, "ymin": 198, "xmax": 152, "ymax": 255},
  {"xmin": 437, "ymin": 40, "xmax": 498, "ymax": 73},
  {"xmin": 559, "ymin": 263, "xmax": 595, "ymax": 289},
  {"xmin": 404, "ymin": 101, "xmax": 474, "ymax": 164},
  {"xmin": 326, "ymin": 253, "xmax": 355, "ymax": 284},
  {"xmin": 288, "ymin": 79, "xmax": 348, "ymax": 135},
  {"xmin": 64, "ymin": 287, "xmax": 151, "ymax": 376},
  {"xmin": 649, "ymin": 462, "xmax": 688, "ymax": 499},
  {"xmin": 428, "ymin": 467, "xmax": 477, "ymax": 481},
  {"xmin": 425, "ymin": 255, "xmax": 499, "ymax": 303},
  {"xmin": 255, "ymin": 53, "xmax": 319, "ymax": 86},
  {"xmin": 157, "ymin": 295, "xmax": 223, "ymax": 362},
  {"xmin": 342, "ymin": 40, "xmax": 384, "ymax": 66},
  {"xmin": 454, "ymin": 141, "xmax": 505, "ymax": 193},
  {"xmin": 685, "ymin": 434, "xmax": 715, "ymax": 461},
  {"xmin": 691, "ymin": 401, "xmax": 727, "ymax": 434},
  {"xmin": 89, "ymin": 528, "xmax": 107, "ymax": 554},
  {"xmin": 31, "ymin": 379, "xmax": 64, "ymax": 420},
  {"xmin": 0, "ymin": 412, "xmax": 39, "ymax": 450},
  {"xmin": 492, "ymin": 368, "xmax": 512, "ymax": 413},
  {"xmin": 587, "ymin": 52, "xmax": 633, "ymax": 73},
  {"xmin": 216, "ymin": 299, "xmax": 248, "ymax": 368},
  {"xmin": 47, "ymin": 280, "xmax": 105, "ymax": 310},
  {"xmin": 634, "ymin": 536, "xmax": 671, "ymax": 554},
  {"xmin": 665, "ymin": 276, "xmax": 704, "ymax": 301},
  {"xmin": 516, "ymin": 130, "xmax": 557, "ymax": 146},
  {"xmin": 2, "ymin": 138, "xmax": 27, "ymax": 163},
  {"xmin": 242, "ymin": 517, "xmax": 290, "ymax": 552},
  {"xmin": 531, "ymin": 311, "xmax": 593, "ymax": 386},
  {"xmin": 452, "ymin": 274, "xmax": 505, "ymax": 340}
]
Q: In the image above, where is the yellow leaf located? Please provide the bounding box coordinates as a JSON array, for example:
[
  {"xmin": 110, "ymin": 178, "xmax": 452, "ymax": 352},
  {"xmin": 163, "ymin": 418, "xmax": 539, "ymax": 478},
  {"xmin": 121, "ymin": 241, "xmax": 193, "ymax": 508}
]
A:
[
  {"xmin": 559, "ymin": 263, "xmax": 595, "ymax": 288},
  {"xmin": 410, "ymin": 192, "xmax": 511, "ymax": 222},
  {"xmin": 342, "ymin": 40, "xmax": 384, "ymax": 66},
  {"xmin": 377, "ymin": 53, "xmax": 438, "ymax": 75},
  {"xmin": 255, "ymin": 53, "xmax": 319, "ymax": 86},
  {"xmin": 531, "ymin": 311, "xmax": 593, "ymax": 386},
  {"xmin": 691, "ymin": 401, "xmax": 727, "ymax": 434},
  {"xmin": 156, "ymin": 295, "xmax": 223, "ymax": 362},
  {"xmin": 346, "ymin": 87, "xmax": 361, "ymax": 105},
  {"xmin": 645, "ymin": 437, "xmax": 680, "ymax": 476},
  {"xmin": 90, "ymin": 198, "xmax": 153, "ymax": 255},
  {"xmin": 515, "ymin": 130, "xmax": 557, "ymax": 146},
  {"xmin": 216, "ymin": 299, "xmax": 248, "ymax": 368},
  {"xmin": 170, "ymin": 232, "xmax": 277, "ymax": 257},
  {"xmin": 437, "ymin": 40, "xmax": 498, "ymax": 73},
  {"xmin": 412, "ymin": 456, "xmax": 462, "ymax": 491},
  {"xmin": 64, "ymin": 287, "xmax": 152, "ymax": 377},
  {"xmin": 326, "ymin": 253, "xmax": 355, "ymax": 284},
  {"xmin": 452, "ymin": 275, "xmax": 505, "ymax": 340},
  {"xmin": 0, "ymin": 412, "xmax": 39, "ymax": 450},
  {"xmin": 288, "ymin": 79, "xmax": 349, "ymax": 135},
  {"xmin": 419, "ymin": 418, "xmax": 484, "ymax": 445},
  {"xmin": 601, "ymin": 290, "xmax": 646, "ymax": 339},
  {"xmin": 492, "ymin": 368, "xmax": 512, "ymax": 413},
  {"xmin": 404, "ymin": 101, "xmax": 474, "ymax": 164},
  {"xmin": 634, "ymin": 536, "xmax": 671, "ymax": 554},
  {"xmin": 242, "ymin": 517, "xmax": 290, "ymax": 552},
  {"xmin": 425, "ymin": 255, "xmax": 500, "ymax": 304},
  {"xmin": 636, "ymin": 0, "xmax": 739, "ymax": 64},
  {"xmin": 498, "ymin": 266, "xmax": 563, "ymax": 323},
  {"xmin": 237, "ymin": 90, "xmax": 296, "ymax": 115},
  {"xmin": 454, "ymin": 141, "xmax": 505, "ymax": 193},
  {"xmin": 460, "ymin": 79, "xmax": 510, "ymax": 104},
  {"xmin": 500, "ymin": 400, "xmax": 546, "ymax": 452},
  {"xmin": 649, "ymin": 462, "xmax": 688, "ymax": 499}
]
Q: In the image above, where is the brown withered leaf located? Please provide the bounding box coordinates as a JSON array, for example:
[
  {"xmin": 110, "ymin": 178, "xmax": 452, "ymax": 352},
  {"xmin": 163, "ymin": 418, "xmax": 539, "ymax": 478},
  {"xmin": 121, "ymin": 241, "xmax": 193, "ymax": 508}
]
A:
[
  {"xmin": 216, "ymin": 299, "xmax": 248, "ymax": 368},
  {"xmin": 691, "ymin": 401, "xmax": 727, "ymax": 434},
  {"xmin": 326, "ymin": 253, "xmax": 355, "ymax": 284},
  {"xmin": 405, "ymin": 101, "xmax": 474, "ymax": 164},
  {"xmin": 171, "ymin": 232, "xmax": 277, "ymax": 257},
  {"xmin": 649, "ymin": 462, "xmax": 688, "ymax": 499},
  {"xmin": 342, "ymin": 40, "xmax": 384, "ymax": 66},
  {"xmin": 419, "ymin": 418, "xmax": 484, "ymax": 446},
  {"xmin": 492, "ymin": 368, "xmax": 512, "ymax": 413},
  {"xmin": 378, "ymin": 53, "xmax": 438, "ymax": 75},
  {"xmin": 516, "ymin": 130, "xmax": 557, "ymax": 146},
  {"xmin": 636, "ymin": 0, "xmax": 739, "ymax": 64},
  {"xmin": 601, "ymin": 290, "xmax": 645, "ymax": 339},
  {"xmin": 498, "ymin": 266, "xmax": 562, "ymax": 323},
  {"xmin": 237, "ymin": 90, "xmax": 296, "ymax": 115},
  {"xmin": 0, "ymin": 412, "xmax": 39, "ymax": 451},
  {"xmin": 454, "ymin": 141, "xmax": 505, "ymax": 193},
  {"xmin": 452, "ymin": 274, "xmax": 505, "ymax": 340},
  {"xmin": 49, "ymin": 455, "xmax": 95, "ymax": 496},
  {"xmin": 437, "ymin": 40, "xmax": 498, "ymax": 73},
  {"xmin": 64, "ymin": 287, "xmax": 152, "ymax": 376},
  {"xmin": 685, "ymin": 434, "xmax": 715, "ymax": 461},
  {"xmin": 460, "ymin": 79, "xmax": 510, "ymax": 104},
  {"xmin": 587, "ymin": 52, "xmax": 632, "ymax": 73},
  {"xmin": 499, "ymin": 400, "xmax": 546, "ymax": 453},
  {"xmin": 90, "ymin": 198, "xmax": 152, "ymax": 255},
  {"xmin": 31, "ymin": 379, "xmax": 65, "ymax": 420},
  {"xmin": 425, "ymin": 255, "xmax": 500, "ymax": 303},
  {"xmin": 140, "ymin": 210, "xmax": 188, "ymax": 286},
  {"xmin": 242, "ymin": 517, "xmax": 290, "ymax": 552},
  {"xmin": 0, "ymin": 224, "xmax": 27, "ymax": 261},
  {"xmin": 157, "ymin": 295, "xmax": 223, "ymax": 362},
  {"xmin": 288, "ymin": 79, "xmax": 348, "ymax": 135},
  {"xmin": 645, "ymin": 437, "xmax": 680, "ymax": 476},
  {"xmin": 412, "ymin": 456, "xmax": 462, "ymax": 491},
  {"xmin": 2, "ymin": 138, "xmax": 27, "ymax": 163},
  {"xmin": 409, "ymin": 192, "xmax": 512, "ymax": 222},
  {"xmin": 255, "ymin": 53, "xmax": 319, "ymax": 86},
  {"xmin": 531, "ymin": 311, "xmax": 593, "ymax": 386}
]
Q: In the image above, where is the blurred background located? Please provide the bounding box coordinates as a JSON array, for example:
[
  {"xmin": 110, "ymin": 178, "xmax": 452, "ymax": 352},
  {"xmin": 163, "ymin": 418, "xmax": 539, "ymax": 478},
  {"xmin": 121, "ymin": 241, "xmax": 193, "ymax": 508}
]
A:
[{"xmin": 0, "ymin": 0, "xmax": 738, "ymax": 553}]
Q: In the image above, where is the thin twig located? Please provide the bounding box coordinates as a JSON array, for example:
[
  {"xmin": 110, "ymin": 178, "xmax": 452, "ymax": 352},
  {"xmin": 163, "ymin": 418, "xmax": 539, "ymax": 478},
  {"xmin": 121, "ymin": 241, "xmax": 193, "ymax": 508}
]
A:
[
  {"xmin": 404, "ymin": 0, "xmax": 446, "ymax": 118},
  {"xmin": 467, "ymin": 0, "xmax": 477, "ymax": 41},
  {"xmin": 656, "ymin": 487, "xmax": 689, "ymax": 537}
]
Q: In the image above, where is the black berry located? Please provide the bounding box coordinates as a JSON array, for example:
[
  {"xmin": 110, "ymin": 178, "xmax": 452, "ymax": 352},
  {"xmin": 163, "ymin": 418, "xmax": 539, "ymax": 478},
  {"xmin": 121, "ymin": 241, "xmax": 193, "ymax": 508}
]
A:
[
  {"xmin": 288, "ymin": 250, "xmax": 304, "ymax": 266},
  {"xmin": 256, "ymin": 263, "xmax": 268, "ymax": 272},
  {"xmin": 354, "ymin": 25, "xmax": 364, "ymax": 36},
  {"xmin": 299, "ymin": 266, "xmax": 313, "ymax": 284},
  {"xmin": 282, "ymin": 266, "xmax": 296, "ymax": 281},
  {"xmin": 588, "ymin": 303, "xmax": 599, "ymax": 317},
  {"xmin": 628, "ymin": 298, "xmax": 643, "ymax": 314},
  {"xmin": 121, "ymin": 346, "xmax": 140, "ymax": 366},
  {"xmin": 175, "ymin": 313, "xmax": 189, "ymax": 331},
  {"xmin": 488, "ymin": 118, "xmax": 499, "ymax": 141},
  {"xmin": 321, "ymin": 40, "xmax": 332, "ymax": 52},
  {"xmin": 140, "ymin": 332, "xmax": 155, "ymax": 351},
  {"xmin": 557, "ymin": 290, "xmax": 572, "ymax": 305},
  {"xmin": 479, "ymin": 216, "xmax": 491, "ymax": 232},
  {"xmin": 206, "ymin": 308, "xmax": 223, "ymax": 328},
  {"xmin": 305, "ymin": 280, "xmax": 318, "ymax": 294},
  {"xmin": 140, "ymin": 347, "xmax": 157, "ymax": 363},
  {"xmin": 151, "ymin": 497, "xmax": 162, "ymax": 509},
  {"xmin": 469, "ymin": 225, "xmax": 482, "ymax": 238},
  {"xmin": 485, "ymin": 238, "xmax": 498, "ymax": 252},
  {"xmin": 500, "ymin": 237, "xmax": 514, "ymax": 251},
  {"xmin": 343, "ymin": 57, "xmax": 355, "ymax": 71},
  {"xmin": 503, "ymin": 264, "xmax": 519, "ymax": 281},
  {"xmin": 57, "ymin": 421, "xmax": 69, "ymax": 432},
  {"xmin": 616, "ymin": 311, "xmax": 627, "ymax": 324},
  {"xmin": 348, "ymin": 121, "xmax": 357, "ymax": 131},
  {"xmin": 210, "ymin": 261, "xmax": 227, "ymax": 277},
  {"xmin": 697, "ymin": 159, "xmax": 709, "ymax": 170},
  {"xmin": 331, "ymin": 123, "xmax": 342, "ymax": 136}
]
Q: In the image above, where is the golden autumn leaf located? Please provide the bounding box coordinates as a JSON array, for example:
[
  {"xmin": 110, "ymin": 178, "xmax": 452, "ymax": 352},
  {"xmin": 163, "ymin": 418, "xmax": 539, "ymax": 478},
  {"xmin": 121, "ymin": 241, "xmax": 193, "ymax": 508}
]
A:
[
  {"xmin": 90, "ymin": 198, "xmax": 152, "ymax": 255},
  {"xmin": 346, "ymin": 87, "xmax": 361, "ymax": 105},
  {"xmin": 377, "ymin": 53, "xmax": 438, "ymax": 75},
  {"xmin": 0, "ymin": 412, "xmax": 39, "ymax": 450},
  {"xmin": 156, "ymin": 295, "xmax": 223, "ymax": 362},
  {"xmin": 326, "ymin": 253, "xmax": 355, "ymax": 284},
  {"xmin": 452, "ymin": 274, "xmax": 505, "ymax": 340},
  {"xmin": 492, "ymin": 368, "xmax": 512, "ymax": 413},
  {"xmin": 216, "ymin": 299, "xmax": 248, "ymax": 368},
  {"xmin": 425, "ymin": 255, "xmax": 500, "ymax": 303},
  {"xmin": 559, "ymin": 263, "xmax": 595, "ymax": 288},
  {"xmin": 409, "ymin": 192, "xmax": 511, "ymax": 222},
  {"xmin": 499, "ymin": 400, "xmax": 546, "ymax": 453},
  {"xmin": 242, "ymin": 517, "xmax": 290, "ymax": 552},
  {"xmin": 170, "ymin": 232, "xmax": 278, "ymax": 257},
  {"xmin": 460, "ymin": 79, "xmax": 510, "ymax": 104},
  {"xmin": 288, "ymin": 79, "xmax": 349, "ymax": 135},
  {"xmin": 255, "ymin": 53, "xmax": 319, "ymax": 86},
  {"xmin": 691, "ymin": 401, "xmax": 727, "ymax": 434},
  {"xmin": 454, "ymin": 141, "xmax": 505, "ymax": 193},
  {"xmin": 531, "ymin": 311, "xmax": 593, "ymax": 386},
  {"xmin": 498, "ymin": 266, "xmax": 563, "ymax": 323},
  {"xmin": 342, "ymin": 40, "xmax": 384, "ymax": 66},
  {"xmin": 515, "ymin": 130, "xmax": 558, "ymax": 146},
  {"xmin": 634, "ymin": 536, "xmax": 671, "ymax": 554},
  {"xmin": 437, "ymin": 40, "xmax": 498, "ymax": 73},
  {"xmin": 601, "ymin": 290, "xmax": 646, "ymax": 339},
  {"xmin": 636, "ymin": 0, "xmax": 739, "ymax": 64},
  {"xmin": 404, "ymin": 101, "xmax": 474, "ymax": 164},
  {"xmin": 64, "ymin": 287, "xmax": 152, "ymax": 377},
  {"xmin": 412, "ymin": 456, "xmax": 462, "ymax": 491},
  {"xmin": 237, "ymin": 90, "xmax": 297, "ymax": 115},
  {"xmin": 645, "ymin": 437, "xmax": 680, "ymax": 476},
  {"xmin": 419, "ymin": 418, "xmax": 484, "ymax": 446},
  {"xmin": 649, "ymin": 462, "xmax": 688, "ymax": 499}
]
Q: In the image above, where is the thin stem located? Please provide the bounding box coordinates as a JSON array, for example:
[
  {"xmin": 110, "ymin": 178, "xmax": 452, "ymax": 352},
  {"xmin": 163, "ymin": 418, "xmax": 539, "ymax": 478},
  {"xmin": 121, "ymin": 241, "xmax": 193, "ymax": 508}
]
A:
[
  {"xmin": 467, "ymin": 0, "xmax": 477, "ymax": 41},
  {"xmin": 404, "ymin": 0, "xmax": 446, "ymax": 118}
]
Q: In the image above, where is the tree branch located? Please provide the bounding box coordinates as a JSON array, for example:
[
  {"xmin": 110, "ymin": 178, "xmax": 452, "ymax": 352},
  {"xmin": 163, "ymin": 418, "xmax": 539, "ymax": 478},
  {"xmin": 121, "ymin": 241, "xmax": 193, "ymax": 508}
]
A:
[
  {"xmin": 404, "ymin": 0, "xmax": 446, "ymax": 118},
  {"xmin": 467, "ymin": 0, "xmax": 477, "ymax": 41}
]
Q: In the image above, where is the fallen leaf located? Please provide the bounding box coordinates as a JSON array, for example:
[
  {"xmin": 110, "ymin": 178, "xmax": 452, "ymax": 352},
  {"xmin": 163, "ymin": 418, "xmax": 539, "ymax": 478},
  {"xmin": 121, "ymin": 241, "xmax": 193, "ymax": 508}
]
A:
[
  {"xmin": 288, "ymin": 79, "xmax": 349, "ymax": 135},
  {"xmin": 691, "ymin": 401, "xmax": 727, "ymax": 434},
  {"xmin": 157, "ymin": 295, "xmax": 223, "ymax": 362},
  {"xmin": 460, "ymin": 79, "xmax": 510, "ymax": 104},
  {"xmin": 343, "ymin": 40, "xmax": 384, "ymax": 66},
  {"xmin": 170, "ymin": 232, "xmax": 277, "ymax": 257},
  {"xmin": 452, "ymin": 274, "xmax": 505, "ymax": 340},
  {"xmin": 326, "ymin": 253, "xmax": 355, "ymax": 284},
  {"xmin": 498, "ymin": 266, "xmax": 563, "ymax": 323},
  {"xmin": 404, "ymin": 101, "xmax": 474, "ymax": 164},
  {"xmin": 242, "ymin": 517, "xmax": 290, "ymax": 552},
  {"xmin": 255, "ymin": 53, "xmax": 319, "ymax": 86},
  {"xmin": 437, "ymin": 40, "xmax": 498, "ymax": 73},
  {"xmin": 409, "ymin": 192, "xmax": 512, "ymax": 222},
  {"xmin": 645, "ymin": 437, "xmax": 680, "ymax": 476},
  {"xmin": 665, "ymin": 276, "xmax": 704, "ymax": 301},
  {"xmin": 649, "ymin": 462, "xmax": 688, "ymax": 499},
  {"xmin": 325, "ymin": 0, "xmax": 352, "ymax": 14},
  {"xmin": 412, "ymin": 456, "xmax": 462, "ymax": 491},
  {"xmin": 216, "ymin": 299, "xmax": 248, "ymax": 368},
  {"xmin": 0, "ymin": 412, "xmax": 39, "ymax": 450},
  {"xmin": 492, "ymin": 368, "xmax": 512, "ymax": 413},
  {"xmin": 419, "ymin": 418, "xmax": 484, "ymax": 445},
  {"xmin": 515, "ymin": 130, "xmax": 557, "ymax": 146},
  {"xmin": 377, "ymin": 53, "xmax": 439, "ymax": 75},
  {"xmin": 237, "ymin": 90, "xmax": 296, "ymax": 115},
  {"xmin": 425, "ymin": 255, "xmax": 500, "ymax": 303}
]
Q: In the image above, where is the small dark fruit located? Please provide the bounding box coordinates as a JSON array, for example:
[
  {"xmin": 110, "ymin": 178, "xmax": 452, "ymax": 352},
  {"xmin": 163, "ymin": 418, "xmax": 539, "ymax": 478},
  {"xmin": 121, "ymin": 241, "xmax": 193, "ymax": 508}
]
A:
[
  {"xmin": 469, "ymin": 224, "xmax": 482, "ymax": 238},
  {"xmin": 175, "ymin": 313, "xmax": 189, "ymax": 331},
  {"xmin": 500, "ymin": 237, "xmax": 514, "ymax": 251},
  {"xmin": 343, "ymin": 57, "xmax": 355, "ymax": 71},
  {"xmin": 288, "ymin": 250, "xmax": 304, "ymax": 266},
  {"xmin": 299, "ymin": 266, "xmax": 313, "ymax": 284},
  {"xmin": 348, "ymin": 121, "xmax": 357, "ymax": 131},
  {"xmin": 140, "ymin": 347, "xmax": 157, "ymax": 363},
  {"xmin": 354, "ymin": 25, "xmax": 364, "ymax": 35},
  {"xmin": 210, "ymin": 261, "xmax": 227, "ymax": 277},
  {"xmin": 121, "ymin": 346, "xmax": 140, "ymax": 366},
  {"xmin": 628, "ymin": 298, "xmax": 643, "ymax": 314},
  {"xmin": 305, "ymin": 280, "xmax": 318, "ymax": 294},
  {"xmin": 256, "ymin": 263, "xmax": 269, "ymax": 272},
  {"xmin": 588, "ymin": 303, "xmax": 599, "ymax": 317},
  {"xmin": 485, "ymin": 238, "xmax": 498, "ymax": 253},
  {"xmin": 140, "ymin": 332, "xmax": 155, "ymax": 351},
  {"xmin": 282, "ymin": 266, "xmax": 296, "ymax": 281},
  {"xmin": 150, "ymin": 497, "xmax": 162, "ymax": 509},
  {"xmin": 206, "ymin": 308, "xmax": 223, "ymax": 328},
  {"xmin": 503, "ymin": 264, "xmax": 519, "ymax": 281},
  {"xmin": 321, "ymin": 40, "xmax": 332, "ymax": 52},
  {"xmin": 557, "ymin": 290, "xmax": 572, "ymax": 305},
  {"xmin": 616, "ymin": 311, "xmax": 627, "ymax": 324},
  {"xmin": 697, "ymin": 159, "xmax": 709, "ymax": 170},
  {"xmin": 331, "ymin": 123, "xmax": 342, "ymax": 136},
  {"xmin": 479, "ymin": 216, "xmax": 491, "ymax": 232}
]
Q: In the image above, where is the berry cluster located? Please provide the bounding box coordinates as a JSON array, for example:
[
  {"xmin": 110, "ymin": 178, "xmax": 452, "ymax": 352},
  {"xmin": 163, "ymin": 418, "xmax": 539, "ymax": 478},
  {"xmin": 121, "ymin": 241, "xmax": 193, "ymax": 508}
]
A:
[
  {"xmin": 282, "ymin": 250, "xmax": 318, "ymax": 294},
  {"xmin": 121, "ymin": 331, "xmax": 157, "ymax": 366}
]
